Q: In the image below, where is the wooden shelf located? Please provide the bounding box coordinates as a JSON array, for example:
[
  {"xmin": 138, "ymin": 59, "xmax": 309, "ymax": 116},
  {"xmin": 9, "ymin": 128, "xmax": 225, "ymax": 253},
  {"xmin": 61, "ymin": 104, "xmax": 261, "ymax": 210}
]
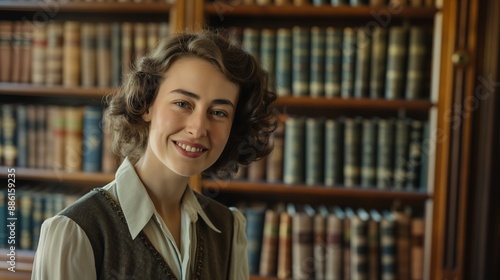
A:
[
  {"xmin": 0, "ymin": 1, "xmax": 171, "ymax": 13},
  {"xmin": 0, "ymin": 249, "xmax": 33, "ymax": 279},
  {"xmin": 0, "ymin": 83, "xmax": 114, "ymax": 98},
  {"xmin": 0, "ymin": 167, "xmax": 114, "ymax": 185},
  {"xmin": 202, "ymin": 179, "xmax": 430, "ymax": 207},
  {"xmin": 276, "ymin": 96, "xmax": 434, "ymax": 112},
  {"xmin": 205, "ymin": 4, "xmax": 438, "ymax": 19}
]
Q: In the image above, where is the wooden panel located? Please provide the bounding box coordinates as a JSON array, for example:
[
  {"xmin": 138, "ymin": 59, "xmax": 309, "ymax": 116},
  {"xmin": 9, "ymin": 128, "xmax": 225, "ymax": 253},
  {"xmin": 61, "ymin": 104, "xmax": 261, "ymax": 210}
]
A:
[
  {"xmin": 0, "ymin": 83, "xmax": 114, "ymax": 98},
  {"xmin": 0, "ymin": 167, "xmax": 114, "ymax": 185}
]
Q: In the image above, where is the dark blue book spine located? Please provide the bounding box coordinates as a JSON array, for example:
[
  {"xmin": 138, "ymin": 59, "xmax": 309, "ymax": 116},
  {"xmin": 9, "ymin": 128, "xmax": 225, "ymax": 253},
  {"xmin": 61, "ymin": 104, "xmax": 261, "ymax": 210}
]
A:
[
  {"xmin": 245, "ymin": 206, "xmax": 266, "ymax": 275},
  {"xmin": 16, "ymin": 105, "xmax": 28, "ymax": 168},
  {"xmin": 83, "ymin": 106, "xmax": 104, "ymax": 172}
]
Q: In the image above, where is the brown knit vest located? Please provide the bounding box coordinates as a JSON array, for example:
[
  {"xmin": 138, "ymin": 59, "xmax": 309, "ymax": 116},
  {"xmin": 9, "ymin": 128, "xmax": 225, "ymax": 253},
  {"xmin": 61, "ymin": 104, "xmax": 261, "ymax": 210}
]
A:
[{"xmin": 60, "ymin": 188, "xmax": 234, "ymax": 280}]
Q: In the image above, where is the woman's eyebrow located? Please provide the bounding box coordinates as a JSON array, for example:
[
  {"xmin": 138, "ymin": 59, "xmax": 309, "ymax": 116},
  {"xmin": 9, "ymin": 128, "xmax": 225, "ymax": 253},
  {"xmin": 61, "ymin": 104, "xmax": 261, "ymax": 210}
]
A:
[{"xmin": 170, "ymin": 89, "xmax": 235, "ymax": 109}]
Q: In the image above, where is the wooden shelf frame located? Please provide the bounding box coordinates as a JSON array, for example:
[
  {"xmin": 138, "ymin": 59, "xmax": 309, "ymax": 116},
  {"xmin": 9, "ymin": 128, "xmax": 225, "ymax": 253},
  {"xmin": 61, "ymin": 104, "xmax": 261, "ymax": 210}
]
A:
[
  {"xmin": 0, "ymin": 1, "xmax": 172, "ymax": 13},
  {"xmin": 0, "ymin": 167, "xmax": 114, "ymax": 185},
  {"xmin": 0, "ymin": 83, "xmax": 114, "ymax": 98}
]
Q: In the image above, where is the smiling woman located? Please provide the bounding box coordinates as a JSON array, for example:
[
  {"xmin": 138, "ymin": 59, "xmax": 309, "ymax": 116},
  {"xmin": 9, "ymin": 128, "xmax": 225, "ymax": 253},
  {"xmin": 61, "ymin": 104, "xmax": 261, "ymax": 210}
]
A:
[{"xmin": 31, "ymin": 30, "xmax": 277, "ymax": 280}]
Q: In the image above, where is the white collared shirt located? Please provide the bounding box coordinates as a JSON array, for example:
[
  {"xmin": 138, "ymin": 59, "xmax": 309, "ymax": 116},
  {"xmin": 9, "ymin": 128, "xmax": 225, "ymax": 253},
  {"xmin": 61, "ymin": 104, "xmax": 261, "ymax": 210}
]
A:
[{"xmin": 31, "ymin": 158, "xmax": 249, "ymax": 280}]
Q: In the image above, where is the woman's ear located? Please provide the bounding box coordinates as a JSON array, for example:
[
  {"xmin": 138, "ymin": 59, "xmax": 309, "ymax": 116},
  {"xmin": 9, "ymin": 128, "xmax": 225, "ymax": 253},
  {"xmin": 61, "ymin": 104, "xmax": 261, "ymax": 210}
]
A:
[{"xmin": 142, "ymin": 107, "xmax": 152, "ymax": 122}]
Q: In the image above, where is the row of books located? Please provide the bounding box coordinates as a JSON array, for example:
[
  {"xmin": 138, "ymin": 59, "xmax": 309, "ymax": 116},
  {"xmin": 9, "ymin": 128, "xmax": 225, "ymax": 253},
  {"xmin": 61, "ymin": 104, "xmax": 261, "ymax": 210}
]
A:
[
  {"xmin": 0, "ymin": 103, "xmax": 118, "ymax": 173},
  {"xmin": 0, "ymin": 185, "xmax": 84, "ymax": 250},
  {"xmin": 241, "ymin": 203, "xmax": 425, "ymax": 280},
  {"xmin": 238, "ymin": 116, "xmax": 430, "ymax": 191},
  {"xmin": 218, "ymin": 0, "xmax": 435, "ymax": 7},
  {"xmin": 0, "ymin": 20, "xmax": 170, "ymax": 87},
  {"xmin": 224, "ymin": 25, "xmax": 432, "ymax": 100},
  {"xmin": 11, "ymin": 0, "xmax": 175, "ymax": 4}
]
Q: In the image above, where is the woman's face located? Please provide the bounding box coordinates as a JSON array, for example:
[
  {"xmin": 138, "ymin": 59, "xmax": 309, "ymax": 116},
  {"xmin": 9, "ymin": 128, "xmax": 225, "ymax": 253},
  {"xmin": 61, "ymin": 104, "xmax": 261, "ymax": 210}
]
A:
[{"xmin": 142, "ymin": 56, "xmax": 239, "ymax": 177}]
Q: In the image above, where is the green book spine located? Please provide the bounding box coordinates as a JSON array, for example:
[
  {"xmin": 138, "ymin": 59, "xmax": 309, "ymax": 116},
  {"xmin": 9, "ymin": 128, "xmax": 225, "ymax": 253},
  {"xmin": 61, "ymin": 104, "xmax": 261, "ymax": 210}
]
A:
[
  {"xmin": 393, "ymin": 118, "xmax": 410, "ymax": 189},
  {"xmin": 419, "ymin": 121, "xmax": 430, "ymax": 191},
  {"xmin": 354, "ymin": 28, "xmax": 371, "ymax": 98},
  {"xmin": 341, "ymin": 27, "xmax": 356, "ymax": 98},
  {"xmin": 306, "ymin": 118, "xmax": 324, "ymax": 186},
  {"xmin": 405, "ymin": 27, "xmax": 428, "ymax": 100},
  {"xmin": 121, "ymin": 22, "xmax": 133, "ymax": 76},
  {"xmin": 325, "ymin": 27, "xmax": 342, "ymax": 98},
  {"xmin": 344, "ymin": 117, "xmax": 362, "ymax": 187},
  {"xmin": 260, "ymin": 29, "xmax": 276, "ymax": 91},
  {"xmin": 243, "ymin": 27, "xmax": 260, "ymax": 62},
  {"xmin": 361, "ymin": 118, "xmax": 377, "ymax": 188},
  {"xmin": 292, "ymin": 26, "xmax": 310, "ymax": 96},
  {"xmin": 266, "ymin": 120, "xmax": 284, "ymax": 183},
  {"xmin": 276, "ymin": 28, "xmax": 293, "ymax": 97},
  {"xmin": 81, "ymin": 22, "xmax": 96, "ymax": 87},
  {"xmin": 15, "ymin": 105, "xmax": 28, "ymax": 168},
  {"xmin": 324, "ymin": 118, "xmax": 344, "ymax": 186},
  {"xmin": 96, "ymin": 23, "xmax": 111, "ymax": 88},
  {"xmin": 283, "ymin": 117, "xmax": 305, "ymax": 184},
  {"xmin": 376, "ymin": 118, "xmax": 395, "ymax": 189},
  {"xmin": 385, "ymin": 27, "xmax": 408, "ymax": 100},
  {"xmin": 351, "ymin": 210, "xmax": 370, "ymax": 280},
  {"xmin": 406, "ymin": 120, "xmax": 423, "ymax": 190},
  {"xmin": 309, "ymin": 26, "xmax": 326, "ymax": 97},
  {"xmin": 369, "ymin": 27, "xmax": 388, "ymax": 99}
]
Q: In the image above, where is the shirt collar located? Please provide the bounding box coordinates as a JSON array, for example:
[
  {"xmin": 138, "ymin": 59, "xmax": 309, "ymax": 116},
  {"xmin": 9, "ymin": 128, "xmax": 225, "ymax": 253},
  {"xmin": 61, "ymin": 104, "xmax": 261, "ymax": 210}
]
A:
[{"xmin": 114, "ymin": 158, "xmax": 221, "ymax": 239}]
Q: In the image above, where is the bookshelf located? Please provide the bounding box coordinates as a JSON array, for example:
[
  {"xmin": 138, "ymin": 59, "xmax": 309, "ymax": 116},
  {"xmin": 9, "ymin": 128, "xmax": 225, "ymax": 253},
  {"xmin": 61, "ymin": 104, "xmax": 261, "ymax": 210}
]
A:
[
  {"xmin": 0, "ymin": 0, "xmax": 487, "ymax": 279},
  {"xmin": 187, "ymin": 0, "xmax": 480, "ymax": 279}
]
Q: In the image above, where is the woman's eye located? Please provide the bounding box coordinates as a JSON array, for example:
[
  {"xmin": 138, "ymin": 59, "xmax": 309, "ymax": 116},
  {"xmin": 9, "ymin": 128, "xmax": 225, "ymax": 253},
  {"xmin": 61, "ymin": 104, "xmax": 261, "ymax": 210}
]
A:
[
  {"xmin": 212, "ymin": 110, "xmax": 228, "ymax": 118},
  {"xmin": 175, "ymin": 101, "xmax": 190, "ymax": 108}
]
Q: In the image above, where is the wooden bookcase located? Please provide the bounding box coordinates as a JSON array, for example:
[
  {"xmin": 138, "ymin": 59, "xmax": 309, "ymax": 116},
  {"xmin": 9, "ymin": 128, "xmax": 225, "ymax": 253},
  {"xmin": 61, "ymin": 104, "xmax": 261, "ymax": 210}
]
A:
[{"xmin": 0, "ymin": 0, "xmax": 485, "ymax": 279}]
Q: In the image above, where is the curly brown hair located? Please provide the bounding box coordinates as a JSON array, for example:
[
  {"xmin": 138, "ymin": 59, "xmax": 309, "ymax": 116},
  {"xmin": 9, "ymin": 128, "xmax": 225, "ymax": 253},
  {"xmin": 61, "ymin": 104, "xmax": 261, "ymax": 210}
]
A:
[{"xmin": 105, "ymin": 30, "xmax": 277, "ymax": 177}]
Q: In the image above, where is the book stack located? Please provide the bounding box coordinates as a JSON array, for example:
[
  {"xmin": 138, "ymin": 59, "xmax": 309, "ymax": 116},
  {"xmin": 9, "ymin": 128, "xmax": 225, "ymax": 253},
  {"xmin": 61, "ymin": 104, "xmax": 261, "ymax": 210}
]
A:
[
  {"xmin": 0, "ymin": 20, "xmax": 170, "ymax": 87},
  {"xmin": 243, "ymin": 115, "xmax": 430, "ymax": 191},
  {"xmin": 213, "ymin": 0, "xmax": 435, "ymax": 6},
  {"xmin": 222, "ymin": 24, "xmax": 432, "ymax": 101},
  {"xmin": 0, "ymin": 103, "xmax": 118, "ymax": 174},
  {"xmin": 239, "ymin": 202, "xmax": 426, "ymax": 280}
]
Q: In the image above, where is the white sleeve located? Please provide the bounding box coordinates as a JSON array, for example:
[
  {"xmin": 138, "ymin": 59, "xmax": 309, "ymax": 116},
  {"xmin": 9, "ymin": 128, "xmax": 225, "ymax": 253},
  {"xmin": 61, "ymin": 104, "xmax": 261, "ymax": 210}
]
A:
[
  {"xmin": 31, "ymin": 215, "xmax": 96, "ymax": 280},
  {"xmin": 228, "ymin": 207, "xmax": 249, "ymax": 280}
]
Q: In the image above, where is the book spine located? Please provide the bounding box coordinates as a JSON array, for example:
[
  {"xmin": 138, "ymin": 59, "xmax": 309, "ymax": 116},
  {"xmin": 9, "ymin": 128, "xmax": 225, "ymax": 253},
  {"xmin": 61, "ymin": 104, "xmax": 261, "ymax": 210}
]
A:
[
  {"xmin": 305, "ymin": 118, "xmax": 324, "ymax": 186},
  {"xmin": 275, "ymin": 28, "xmax": 293, "ymax": 97},
  {"xmin": 259, "ymin": 209, "xmax": 280, "ymax": 277},
  {"xmin": 369, "ymin": 27, "xmax": 388, "ymax": 99},
  {"xmin": 324, "ymin": 118, "xmax": 344, "ymax": 186},
  {"xmin": 35, "ymin": 106, "xmax": 47, "ymax": 169},
  {"xmin": 354, "ymin": 28, "xmax": 371, "ymax": 98},
  {"xmin": 385, "ymin": 27, "xmax": 408, "ymax": 100},
  {"xmin": 19, "ymin": 191, "xmax": 33, "ymax": 250},
  {"xmin": 351, "ymin": 215, "xmax": 369, "ymax": 280},
  {"xmin": 64, "ymin": 107, "xmax": 84, "ymax": 172},
  {"xmin": 325, "ymin": 214, "xmax": 343, "ymax": 280},
  {"xmin": 380, "ymin": 213, "xmax": 396, "ymax": 280},
  {"xmin": 1, "ymin": 104, "xmax": 17, "ymax": 166},
  {"xmin": 243, "ymin": 28, "xmax": 260, "ymax": 62},
  {"xmin": 376, "ymin": 118, "xmax": 395, "ymax": 189},
  {"xmin": 111, "ymin": 22, "xmax": 122, "ymax": 87},
  {"xmin": 418, "ymin": 121, "xmax": 430, "ymax": 191},
  {"xmin": 325, "ymin": 27, "xmax": 342, "ymax": 98},
  {"xmin": 283, "ymin": 117, "xmax": 305, "ymax": 184},
  {"xmin": 81, "ymin": 22, "xmax": 97, "ymax": 87},
  {"xmin": 361, "ymin": 118, "xmax": 377, "ymax": 188},
  {"xmin": 393, "ymin": 118, "xmax": 410, "ymax": 189},
  {"xmin": 15, "ymin": 105, "xmax": 28, "ymax": 168},
  {"xmin": 314, "ymin": 214, "xmax": 326, "ymax": 280},
  {"xmin": 147, "ymin": 22, "xmax": 159, "ymax": 52},
  {"xmin": 245, "ymin": 206, "xmax": 266, "ymax": 275},
  {"xmin": 341, "ymin": 27, "xmax": 356, "ymax": 99},
  {"xmin": 83, "ymin": 106, "xmax": 104, "ymax": 172},
  {"xmin": 310, "ymin": 26, "xmax": 326, "ymax": 97},
  {"xmin": 46, "ymin": 22, "xmax": 63, "ymax": 85},
  {"xmin": 411, "ymin": 217, "xmax": 425, "ymax": 280},
  {"xmin": 134, "ymin": 22, "xmax": 147, "ymax": 65},
  {"xmin": 405, "ymin": 27, "xmax": 427, "ymax": 100},
  {"xmin": 11, "ymin": 22, "xmax": 23, "ymax": 83},
  {"xmin": 394, "ymin": 210, "xmax": 411, "ymax": 280},
  {"xmin": 292, "ymin": 26, "xmax": 310, "ymax": 96},
  {"xmin": 406, "ymin": 120, "xmax": 423, "ymax": 190},
  {"xmin": 101, "ymin": 115, "xmax": 118, "ymax": 174},
  {"xmin": 96, "ymin": 23, "xmax": 111, "ymax": 88},
  {"xmin": 292, "ymin": 212, "xmax": 314, "ymax": 280},
  {"xmin": 121, "ymin": 22, "xmax": 133, "ymax": 76},
  {"xmin": 50, "ymin": 106, "xmax": 65, "ymax": 170},
  {"xmin": 260, "ymin": 28, "xmax": 276, "ymax": 92},
  {"xmin": 0, "ymin": 21, "xmax": 13, "ymax": 82},
  {"xmin": 27, "ymin": 105, "xmax": 37, "ymax": 168},
  {"xmin": 368, "ymin": 216, "xmax": 380, "ymax": 280},
  {"xmin": 266, "ymin": 120, "xmax": 284, "ymax": 183},
  {"xmin": 248, "ymin": 158, "xmax": 267, "ymax": 181},
  {"xmin": 344, "ymin": 117, "xmax": 362, "ymax": 187},
  {"xmin": 31, "ymin": 24, "xmax": 47, "ymax": 85},
  {"xmin": 20, "ymin": 22, "xmax": 33, "ymax": 84},
  {"xmin": 63, "ymin": 21, "xmax": 81, "ymax": 87},
  {"xmin": 277, "ymin": 211, "xmax": 293, "ymax": 279},
  {"xmin": 0, "ymin": 190, "xmax": 7, "ymax": 247}
]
